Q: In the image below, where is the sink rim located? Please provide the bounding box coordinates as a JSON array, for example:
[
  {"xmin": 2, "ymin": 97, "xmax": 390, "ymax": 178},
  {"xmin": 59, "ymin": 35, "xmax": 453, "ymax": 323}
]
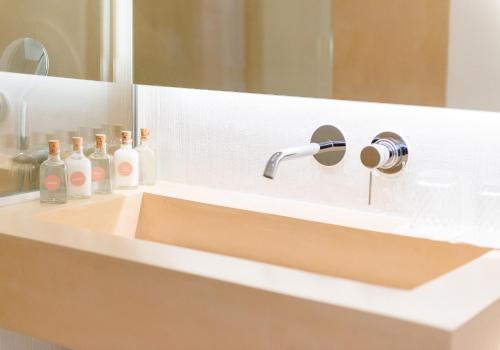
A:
[{"xmin": 0, "ymin": 182, "xmax": 498, "ymax": 331}]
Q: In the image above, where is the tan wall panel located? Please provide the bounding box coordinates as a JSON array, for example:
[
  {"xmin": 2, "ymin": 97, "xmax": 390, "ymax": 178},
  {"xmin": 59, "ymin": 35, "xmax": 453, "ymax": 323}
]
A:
[
  {"xmin": 134, "ymin": 0, "xmax": 246, "ymax": 91},
  {"xmin": 332, "ymin": 0, "xmax": 450, "ymax": 106},
  {"xmin": 134, "ymin": 0, "xmax": 203, "ymax": 87},
  {"xmin": 244, "ymin": 0, "xmax": 332, "ymax": 98},
  {"xmin": 134, "ymin": 0, "xmax": 332, "ymax": 97}
]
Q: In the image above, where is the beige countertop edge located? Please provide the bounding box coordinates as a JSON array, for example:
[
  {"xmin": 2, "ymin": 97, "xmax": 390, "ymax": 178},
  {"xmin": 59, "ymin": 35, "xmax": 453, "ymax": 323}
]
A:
[{"xmin": 1, "ymin": 181, "xmax": 500, "ymax": 332}]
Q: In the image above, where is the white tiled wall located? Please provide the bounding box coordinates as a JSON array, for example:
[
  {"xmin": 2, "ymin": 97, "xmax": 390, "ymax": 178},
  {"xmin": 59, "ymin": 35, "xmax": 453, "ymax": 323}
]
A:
[{"xmin": 137, "ymin": 85, "xmax": 500, "ymax": 245}]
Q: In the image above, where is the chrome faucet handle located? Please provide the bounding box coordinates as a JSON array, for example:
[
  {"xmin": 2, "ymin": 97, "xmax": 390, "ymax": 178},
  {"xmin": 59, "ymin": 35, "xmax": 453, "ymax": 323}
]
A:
[{"xmin": 360, "ymin": 132, "xmax": 408, "ymax": 174}]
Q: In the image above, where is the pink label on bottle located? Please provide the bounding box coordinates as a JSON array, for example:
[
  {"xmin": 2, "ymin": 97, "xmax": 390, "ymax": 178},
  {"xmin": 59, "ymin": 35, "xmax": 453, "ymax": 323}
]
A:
[
  {"xmin": 70, "ymin": 171, "xmax": 86, "ymax": 187},
  {"xmin": 118, "ymin": 162, "xmax": 133, "ymax": 176},
  {"xmin": 44, "ymin": 175, "xmax": 61, "ymax": 191},
  {"xmin": 92, "ymin": 166, "xmax": 106, "ymax": 182}
]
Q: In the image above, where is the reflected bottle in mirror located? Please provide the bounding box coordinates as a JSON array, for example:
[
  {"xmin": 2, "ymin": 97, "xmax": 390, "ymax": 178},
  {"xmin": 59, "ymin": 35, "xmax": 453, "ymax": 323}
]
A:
[
  {"xmin": 40, "ymin": 140, "xmax": 67, "ymax": 204},
  {"xmin": 108, "ymin": 124, "xmax": 124, "ymax": 156}
]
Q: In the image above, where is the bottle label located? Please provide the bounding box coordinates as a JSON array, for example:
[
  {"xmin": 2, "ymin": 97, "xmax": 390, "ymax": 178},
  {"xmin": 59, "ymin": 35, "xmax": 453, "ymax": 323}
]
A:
[
  {"xmin": 70, "ymin": 171, "xmax": 86, "ymax": 187},
  {"xmin": 44, "ymin": 175, "xmax": 61, "ymax": 191},
  {"xmin": 92, "ymin": 166, "xmax": 106, "ymax": 182},
  {"xmin": 118, "ymin": 161, "xmax": 133, "ymax": 176}
]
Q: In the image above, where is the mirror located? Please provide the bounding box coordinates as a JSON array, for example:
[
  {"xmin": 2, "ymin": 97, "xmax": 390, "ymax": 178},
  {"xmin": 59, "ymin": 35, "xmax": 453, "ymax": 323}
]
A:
[
  {"xmin": 134, "ymin": 0, "xmax": 333, "ymax": 99},
  {"xmin": 0, "ymin": 0, "xmax": 115, "ymax": 82},
  {"xmin": 133, "ymin": 0, "xmax": 500, "ymax": 113},
  {"xmin": 0, "ymin": 0, "xmax": 134, "ymax": 200},
  {"xmin": 0, "ymin": 38, "xmax": 50, "ymax": 76},
  {"xmin": 3, "ymin": 1, "xmax": 499, "ymax": 112}
]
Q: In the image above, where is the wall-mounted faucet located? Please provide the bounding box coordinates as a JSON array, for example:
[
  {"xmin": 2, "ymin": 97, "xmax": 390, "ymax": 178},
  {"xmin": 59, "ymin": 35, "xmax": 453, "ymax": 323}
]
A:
[
  {"xmin": 360, "ymin": 132, "xmax": 408, "ymax": 174},
  {"xmin": 263, "ymin": 125, "xmax": 346, "ymax": 179}
]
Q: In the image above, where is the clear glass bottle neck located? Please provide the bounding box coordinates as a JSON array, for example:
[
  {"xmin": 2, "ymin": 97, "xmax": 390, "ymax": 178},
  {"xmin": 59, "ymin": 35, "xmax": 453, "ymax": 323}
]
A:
[
  {"xmin": 140, "ymin": 138, "xmax": 150, "ymax": 146},
  {"xmin": 121, "ymin": 142, "xmax": 132, "ymax": 149},
  {"xmin": 94, "ymin": 146, "xmax": 107, "ymax": 154},
  {"xmin": 48, "ymin": 153, "xmax": 61, "ymax": 161}
]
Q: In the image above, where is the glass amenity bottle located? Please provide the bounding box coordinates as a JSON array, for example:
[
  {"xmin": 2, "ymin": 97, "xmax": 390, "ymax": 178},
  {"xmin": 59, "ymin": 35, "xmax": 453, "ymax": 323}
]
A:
[
  {"xmin": 89, "ymin": 134, "xmax": 112, "ymax": 194},
  {"xmin": 136, "ymin": 128, "xmax": 156, "ymax": 185},
  {"xmin": 65, "ymin": 136, "xmax": 92, "ymax": 199},
  {"xmin": 40, "ymin": 140, "xmax": 67, "ymax": 204},
  {"xmin": 114, "ymin": 131, "xmax": 139, "ymax": 189}
]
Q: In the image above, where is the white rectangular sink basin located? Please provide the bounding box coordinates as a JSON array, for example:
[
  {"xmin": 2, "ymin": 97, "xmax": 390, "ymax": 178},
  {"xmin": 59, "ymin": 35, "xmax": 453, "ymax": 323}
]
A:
[{"xmin": 38, "ymin": 192, "xmax": 488, "ymax": 290}]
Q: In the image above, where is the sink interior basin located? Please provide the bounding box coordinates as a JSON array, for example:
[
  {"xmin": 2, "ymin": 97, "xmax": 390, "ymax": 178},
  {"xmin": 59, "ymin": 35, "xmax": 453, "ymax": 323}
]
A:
[{"xmin": 37, "ymin": 192, "xmax": 489, "ymax": 290}]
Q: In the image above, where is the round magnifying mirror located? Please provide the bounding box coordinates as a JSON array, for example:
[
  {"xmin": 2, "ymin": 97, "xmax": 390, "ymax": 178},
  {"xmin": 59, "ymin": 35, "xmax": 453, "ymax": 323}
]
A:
[{"xmin": 0, "ymin": 38, "xmax": 49, "ymax": 76}]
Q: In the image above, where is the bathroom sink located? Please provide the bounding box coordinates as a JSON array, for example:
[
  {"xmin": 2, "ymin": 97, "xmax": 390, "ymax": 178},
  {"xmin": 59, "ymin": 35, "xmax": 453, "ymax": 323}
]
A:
[{"xmin": 38, "ymin": 192, "xmax": 488, "ymax": 290}]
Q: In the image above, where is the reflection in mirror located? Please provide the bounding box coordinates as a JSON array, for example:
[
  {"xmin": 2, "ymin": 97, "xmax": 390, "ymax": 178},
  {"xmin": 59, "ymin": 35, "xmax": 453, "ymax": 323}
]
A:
[
  {"xmin": 0, "ymin": 0, "xmax": 112, "ymax": 82},
  {"xmin": 134, "ymin": 0, "xmax": 500, "ymax": 113},
  {"xmin": 0, "ymin": 38, "xmax": 50, "ymax": 76},
  {"xmin": 0, "ymin": 1, "xmax": 134, "ymax": 200},
  {"xmin": 134, "ymin": 0, "xmax": 333, "ymax": 98}
]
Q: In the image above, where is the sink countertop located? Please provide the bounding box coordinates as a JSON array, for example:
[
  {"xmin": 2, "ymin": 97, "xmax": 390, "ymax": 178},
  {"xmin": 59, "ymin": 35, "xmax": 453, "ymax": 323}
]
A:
[{"xmin": 0, "ymin": 181, "xmax": 499, "ymax": 333}]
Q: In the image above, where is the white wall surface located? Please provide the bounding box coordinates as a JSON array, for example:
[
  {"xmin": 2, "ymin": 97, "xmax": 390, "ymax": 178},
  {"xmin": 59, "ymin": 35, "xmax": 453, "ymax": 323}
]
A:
[
  {"xmin": 0, "ymin": 72, "xmax": 109, "ymax": 134},
  {"xmin": 447, "ymin": 0, "xmax": 500, "ymax": 111},
  {"xmin": 137, "ymin": 85, "xmax": 500, "ymax": 245},
  {"xmin": 0, "ymin": 71, "xmax": 132, "ymax": 150}
]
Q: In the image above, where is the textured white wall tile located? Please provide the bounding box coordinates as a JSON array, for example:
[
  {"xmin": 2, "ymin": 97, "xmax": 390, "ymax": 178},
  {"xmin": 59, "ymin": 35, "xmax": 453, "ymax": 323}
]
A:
[{"xmin": 137, "ymin": 85, "xmax": 500, "ymax": 242}]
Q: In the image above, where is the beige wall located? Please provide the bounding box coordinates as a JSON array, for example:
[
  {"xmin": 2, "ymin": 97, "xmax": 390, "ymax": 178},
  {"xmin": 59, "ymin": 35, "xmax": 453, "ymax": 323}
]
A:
[
  {"xmin": 245, "ymin": 0, "xmax": 332, "ymax": 98},
  {"xmin": 134, "ymin": 0, "xmax": 332, "ymax": 98},
  {"xmin": 134, "ymin": 0, "xmax": 203, "ymax": 88},
  {"xmin": 134, "ymin": 0, "xmax": 247, "ymax": 91},
  {"xmin": 332, "ymin": 0, "xmax": 450, "ymax": 106},
  {"xmin": 134, "ymin": 0, "xmax": 451, "ymax": 106}
]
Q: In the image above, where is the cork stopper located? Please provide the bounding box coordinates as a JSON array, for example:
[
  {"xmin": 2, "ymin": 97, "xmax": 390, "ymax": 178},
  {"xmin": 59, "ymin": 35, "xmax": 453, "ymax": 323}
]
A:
[
  {"xmin": 72, "ymin": 137, "xmax": 83, "ymax": 151},
  {"xmin": 95, "ymin": 134, "xmax": 106, "ymax": 150},
  {"xmin": 140, "ymin": 128, "xmax": 150, "ymax": 140},
  {"xmin": 48, "ymin": 140, "xmax": 60, "ymax": 156},
  {"xmin": 121, "ymin": 131, "xmax": 132, "ymax": 144}
]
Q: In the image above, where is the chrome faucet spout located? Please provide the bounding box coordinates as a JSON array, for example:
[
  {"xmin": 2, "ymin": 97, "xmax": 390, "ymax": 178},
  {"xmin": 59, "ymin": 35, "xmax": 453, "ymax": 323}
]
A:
[
  {"xmin": 263, "ymin": 143, "xmax": 320, "ymax": 179},
  {"xmin": 262, "ymin": 125, "xmax": 347, "ymax": 180},
  {"xmin": 262, "ymin": 152, "xmax": 284, "ymax": 180}
]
